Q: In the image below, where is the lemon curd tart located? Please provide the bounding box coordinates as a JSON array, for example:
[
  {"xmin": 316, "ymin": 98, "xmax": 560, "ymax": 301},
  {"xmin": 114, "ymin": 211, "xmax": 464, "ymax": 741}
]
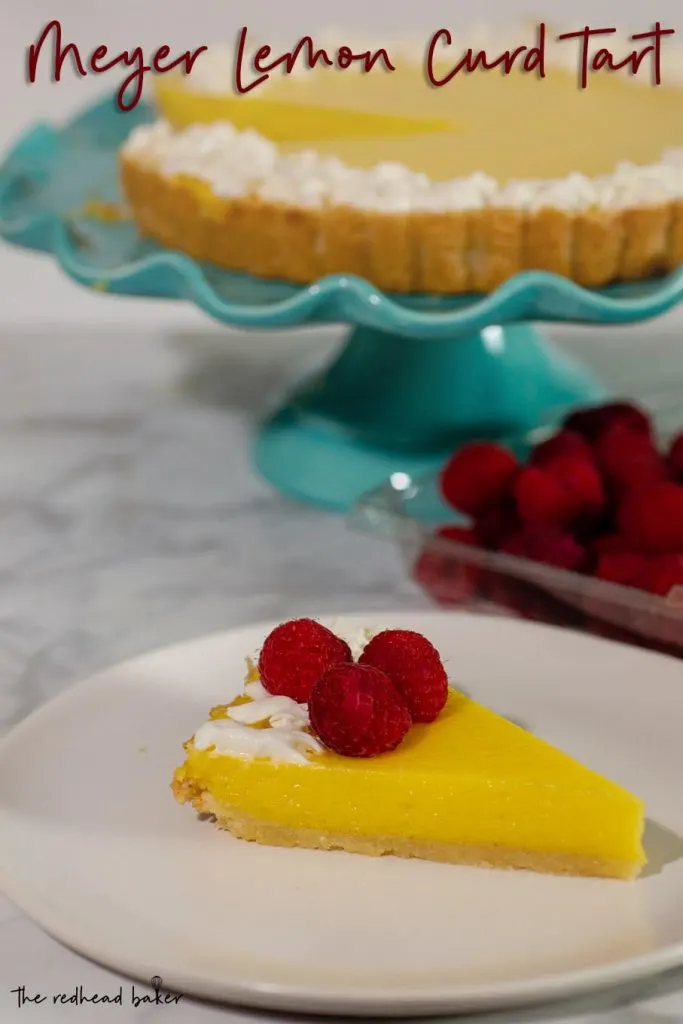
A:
[
  {"xmin": 121, "ymin": 26, "xmax": 683, "ymax": 294},
  {"xmin": 172, "ymin": 623, "xmax": 647, "ymax": 881}
]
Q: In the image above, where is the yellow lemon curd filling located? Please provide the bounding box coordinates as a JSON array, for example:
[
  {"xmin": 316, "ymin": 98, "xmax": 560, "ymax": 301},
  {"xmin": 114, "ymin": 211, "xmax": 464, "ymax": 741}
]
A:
[
  {"xmin": 154, "ymin": 58, "xmax": 683, "ymax": 182},
  {"xmin": 173, "ymin": 681, "xmax": 646, "ymax": 879}
]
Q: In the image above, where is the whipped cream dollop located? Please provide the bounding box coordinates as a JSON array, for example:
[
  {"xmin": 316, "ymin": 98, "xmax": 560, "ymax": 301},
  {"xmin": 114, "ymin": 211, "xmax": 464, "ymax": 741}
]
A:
[
  {"xmin": 332, "ymin": 623, "xmax": 376, "ymax": 660},
  {"xmin": 192, "ymin": 624, "xmax": 379, "ymax": 765},
  {"xmin": 193, "ymin": 679, "xmax": 323, "ymax": 766},
  {"xmin": 123, "ymin": 117, "xmax": 683, "ymax": 213}
]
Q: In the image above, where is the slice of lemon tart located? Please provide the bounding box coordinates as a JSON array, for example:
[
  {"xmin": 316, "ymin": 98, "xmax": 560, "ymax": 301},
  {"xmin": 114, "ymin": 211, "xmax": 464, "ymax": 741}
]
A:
[
  {"xmin": 121, "ymin": 27, "xmax": 683, "ymax": 293},
  {"xmin": 172, "ymin": 619, "xmax": 646, "ymax": 880}
]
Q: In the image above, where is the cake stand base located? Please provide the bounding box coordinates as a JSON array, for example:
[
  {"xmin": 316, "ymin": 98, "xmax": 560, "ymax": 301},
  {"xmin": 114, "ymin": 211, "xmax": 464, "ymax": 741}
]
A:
[{"xmin": 253, "ymin": 323, "xmax": 606, "ymax": 511}]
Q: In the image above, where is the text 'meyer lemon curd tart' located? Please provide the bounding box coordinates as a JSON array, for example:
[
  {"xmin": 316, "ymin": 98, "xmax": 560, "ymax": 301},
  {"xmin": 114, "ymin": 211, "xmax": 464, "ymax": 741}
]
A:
[
  {"xmin": 121, "ymin": 26, "xmax": 683, "ymax": 294},
  {"xmin": 172, "ymin": 618, "xmax": 646, "ymax": 880}
]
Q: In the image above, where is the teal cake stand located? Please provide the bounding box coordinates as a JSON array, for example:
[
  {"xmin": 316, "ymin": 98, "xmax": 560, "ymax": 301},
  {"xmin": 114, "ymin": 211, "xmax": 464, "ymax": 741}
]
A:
[{"xmin": 2, "ymin": 95, "xmax": 683, "ymax": 511}]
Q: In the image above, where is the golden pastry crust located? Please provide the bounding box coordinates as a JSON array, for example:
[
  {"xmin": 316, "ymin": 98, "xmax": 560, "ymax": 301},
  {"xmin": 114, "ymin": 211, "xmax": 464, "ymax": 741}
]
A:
[{"xmin": 120, "ymin": 155, "xmax": 676, "ymax": 295}]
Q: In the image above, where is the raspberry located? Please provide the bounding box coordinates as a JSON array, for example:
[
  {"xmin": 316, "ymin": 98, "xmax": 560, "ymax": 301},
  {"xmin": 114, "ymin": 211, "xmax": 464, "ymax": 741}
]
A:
[
  {"xmin": 594, "ymin": 424, "xmax": 665, "ymax": 497},
  {"xmin": 502, "ymin": 526, "xmax": 588, "ymax": 572},
  {"xmin": 594, "ymin": 551, "xmax": 649, "ymax": 589},
  {"xmin": 308, "ymin": 663, "xmax": 411, "ymax": 758},
  {"xmin": 359, "ymin": 629, "xmax": 448, "ymax": 723},
  {"xmin": 413, "ymin": 526, "xmax": 481, "ymax": 605},
  {"xmin": 530, "ymin": 429, "xmax": 592, "ymax": 466},
  {"xmin": 435, "ymin": 524, "xmax": 479, "ymax": 547},
  {"xmin": 439, "ymin": 442, "xmax": 518, "ymax": 517},
  {"xmin": 514, "ymin": 456, "xmax": 604, "ymax": 529},
  {"xmin": 638, "ymin": 554, "xmax": 683, "ymax": 597},
  {"xmin": 474, "ymin": 500, "xmax": 519, "ymax": 549},
  {"xmin": 258, "ymin": 618, "xmax": 352, "ymax": 703},
  {"xmin": 514, "ymin": 467, "xmax": 566, "ymax": 527},
  {"xmin": 667, "ymin": 432, "xmax": 683, "ymax": 482},
  {"xmin": 563, "ymin": 401, "xmax": 651, "ymax": 442},
  {"xmin": 618, "ymin": 482, "xmax": 683, "ymax": 555},
  {"xmin": 591, "ymin": 533, "xmax": 631, "ymax": 557}
]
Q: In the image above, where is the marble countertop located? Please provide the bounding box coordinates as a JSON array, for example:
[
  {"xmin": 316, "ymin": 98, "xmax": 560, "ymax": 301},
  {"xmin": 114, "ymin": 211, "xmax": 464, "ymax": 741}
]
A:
[{"xmin": 2, "ymin": 244, "xmax": 683, "ymax": 1022}]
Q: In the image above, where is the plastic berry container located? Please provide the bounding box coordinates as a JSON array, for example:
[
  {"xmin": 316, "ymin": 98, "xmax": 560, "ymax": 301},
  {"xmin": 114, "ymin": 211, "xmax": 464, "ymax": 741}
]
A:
[{"xmin": 349, "ymin": 399, "xmax": 683, "ymax": 659}]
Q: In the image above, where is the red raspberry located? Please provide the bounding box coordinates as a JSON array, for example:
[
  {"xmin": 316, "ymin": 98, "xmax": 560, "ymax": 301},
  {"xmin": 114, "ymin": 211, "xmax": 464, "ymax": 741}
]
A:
[
  {"xmin": 666, "ymin": 432, "xmax": 683, "ymax": 482},
  {"xmin": 591, "ymin": 533, "xmax": 631, "ymax": 557},
  {"xmin": 308, "ymin": 663, "xmax": 411, "ymax": 758},
  {"xmin": 359, "ymin": 629, "xmax": 448, "ymax": 723},
  {"xmin": 514, "ymin": 456, "xmax": 604, "ymax": 529},
  {"xmin": 563, "ymin": 401, "xmax": 652, "ymax": 442},
  {"xmin": 594, "ymin": 424, "xmax": 665, "ymax": 498},
  {"xmin": 258, "ymin": 618, "xmax": 352, "ymax": 703},
  {"xmin": 638, "ymin": 554, "xmax": 683, "ymax": 597},
  {"xmin": 439, "ymin": 442, "xmax": 518, "ymax": 517},
  {"xmin": 530, "ymin": 429, "xmax": 592, "ymax": 466},
  {"xmin": 594, "ymin": 551, "xmax": 649, "ymax": 589},
  {"xmin": 514, "ymin": 467, "xmax": 566, "ymax": 527},
  {"xmin": 435, "ymin": 524, "xmax": 479, "ymax": 547},
  {"xmin": 474, "ymin": 500, "xmax": 519, "ymax": 549},
  {"xmin": 619, "ymin": 482, "xmax": 683, "ymax": 555},
  {"xmin": 413, "ymin": 526, "xmax": 481, "ymax": 605},
  {"xmin": 502, "ymin": 527, "xmax": 588, "ymax": 572},
  {"xmin": 543, "ymin": 455, "xmax": 605, "ymax": 522}
]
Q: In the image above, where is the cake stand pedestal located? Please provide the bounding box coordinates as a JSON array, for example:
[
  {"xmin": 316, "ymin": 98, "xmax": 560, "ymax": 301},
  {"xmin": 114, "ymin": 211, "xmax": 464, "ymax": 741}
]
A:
[
  {"xmin": 254, "ymin": 323, "xmax": 603, "ymax": 509},
  {"xmin": 1, "ymin": 96, "xmax": 682, "ymax": 511}
]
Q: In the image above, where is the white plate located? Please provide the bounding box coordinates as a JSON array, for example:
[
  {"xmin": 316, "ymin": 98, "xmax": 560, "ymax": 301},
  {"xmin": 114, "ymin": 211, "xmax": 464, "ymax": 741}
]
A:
[{"xmin": 2, "ymin": 611, "xmax": 683, "ymax": 1018}]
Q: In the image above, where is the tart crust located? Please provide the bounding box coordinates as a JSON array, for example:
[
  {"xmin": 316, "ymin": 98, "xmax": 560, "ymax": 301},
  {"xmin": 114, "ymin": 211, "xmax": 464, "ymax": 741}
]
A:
[{"xmin": 120, "ymin": 155, "xmax": 679, "ymax": 294}]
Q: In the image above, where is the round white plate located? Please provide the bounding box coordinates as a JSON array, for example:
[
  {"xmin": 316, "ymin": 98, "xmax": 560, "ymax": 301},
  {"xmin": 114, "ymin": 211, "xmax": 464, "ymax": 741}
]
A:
[{"xmin": 2, "ymin": 611, "xmax": 683, "ymax": 1018}]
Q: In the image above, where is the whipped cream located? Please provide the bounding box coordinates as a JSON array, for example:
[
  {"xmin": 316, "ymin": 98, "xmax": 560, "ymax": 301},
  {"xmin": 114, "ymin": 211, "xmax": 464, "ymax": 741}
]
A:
[
  {"xmin": 329, "ymin": 622, "xmax": 377, "ymax": 660},
  {"xmin": 123, "ymin": 116, "xmax": 683, "ymax": 214},
  {"xmin": 192, "ymin": 623, "xmax": 379, "ymax": 765},
  {"xmin": 193, "ymin": 680, "xmax": 323, "ymax": 765}
]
